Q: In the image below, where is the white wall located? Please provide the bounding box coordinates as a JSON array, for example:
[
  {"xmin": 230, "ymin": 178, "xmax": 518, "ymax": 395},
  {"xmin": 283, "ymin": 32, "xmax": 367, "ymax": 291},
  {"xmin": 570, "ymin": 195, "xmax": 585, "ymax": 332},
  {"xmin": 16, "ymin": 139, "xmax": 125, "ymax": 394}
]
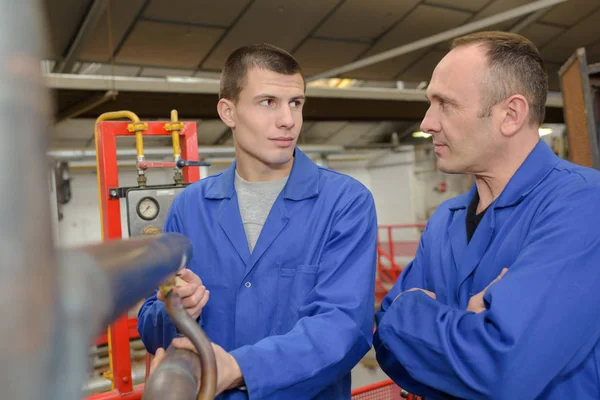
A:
[
  {"xmin": 365, "ymin": 148, "xmax": 421, "ymax": 242},
  {"xmin": 56, "ymin": 148, "xmax": 473, "ymax": 246},
  {"xmin": 330, "ymin": 159, "xmax": 372, "ymax": 191},
  {"xmin": 412, "ymin": 145, "xmax": 473, "ymax": 221}
]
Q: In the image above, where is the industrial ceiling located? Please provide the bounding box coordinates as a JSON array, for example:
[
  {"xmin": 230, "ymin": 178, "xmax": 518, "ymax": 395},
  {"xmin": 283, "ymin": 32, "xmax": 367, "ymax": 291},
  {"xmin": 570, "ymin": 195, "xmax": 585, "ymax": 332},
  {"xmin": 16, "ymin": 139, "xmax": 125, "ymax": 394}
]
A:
[{"xmin": 42, "ymin": 0, "xmax": 600, "ymax": 150}]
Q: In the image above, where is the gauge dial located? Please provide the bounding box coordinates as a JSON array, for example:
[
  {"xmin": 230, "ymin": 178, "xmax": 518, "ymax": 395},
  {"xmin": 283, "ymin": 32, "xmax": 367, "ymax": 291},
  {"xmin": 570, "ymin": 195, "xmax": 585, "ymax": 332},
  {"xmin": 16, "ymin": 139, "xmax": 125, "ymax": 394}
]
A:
[{"xmin": 137, "ymin": 197, "xmax": 159, "ymax": 221}]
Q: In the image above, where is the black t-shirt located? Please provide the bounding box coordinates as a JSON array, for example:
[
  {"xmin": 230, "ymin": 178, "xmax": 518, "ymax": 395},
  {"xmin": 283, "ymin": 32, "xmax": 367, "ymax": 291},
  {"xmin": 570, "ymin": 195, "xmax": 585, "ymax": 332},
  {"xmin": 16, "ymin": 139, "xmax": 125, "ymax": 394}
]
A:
[{"xmin": 466, "ymin": 191, "xmax": 489, "ymax": 242}]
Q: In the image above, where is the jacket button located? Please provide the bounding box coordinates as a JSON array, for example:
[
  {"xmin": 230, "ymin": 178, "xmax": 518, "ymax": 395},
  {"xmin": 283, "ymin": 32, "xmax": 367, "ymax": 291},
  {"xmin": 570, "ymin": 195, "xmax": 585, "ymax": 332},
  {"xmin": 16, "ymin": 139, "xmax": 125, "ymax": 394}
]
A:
[{"xmin": 245, "ymin": 282, "xmax": 251, "ymax": 288}]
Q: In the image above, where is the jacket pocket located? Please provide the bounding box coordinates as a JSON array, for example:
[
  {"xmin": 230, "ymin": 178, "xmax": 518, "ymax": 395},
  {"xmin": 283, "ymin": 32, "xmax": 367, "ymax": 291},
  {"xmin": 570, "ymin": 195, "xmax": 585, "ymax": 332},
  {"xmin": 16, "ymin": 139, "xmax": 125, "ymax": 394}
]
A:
[{"xmin": 274, "ymin": 264, "xmax": 319, "ymax": 334}]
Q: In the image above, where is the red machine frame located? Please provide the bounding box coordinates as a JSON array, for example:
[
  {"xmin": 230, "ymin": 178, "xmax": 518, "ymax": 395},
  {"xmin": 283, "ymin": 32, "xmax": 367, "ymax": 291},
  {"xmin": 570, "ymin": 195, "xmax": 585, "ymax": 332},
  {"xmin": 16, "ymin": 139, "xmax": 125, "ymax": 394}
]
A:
[
  {"xmin": 87, "ymin": 117, "xmax": 200, "ymax": 400},
  {"xmin": 375, "ymin": 224, "xmax": 425, "ymax": 304},
  {"xmin": 351, "ymin": 379, "xmax": 423, "ymax": 400}
]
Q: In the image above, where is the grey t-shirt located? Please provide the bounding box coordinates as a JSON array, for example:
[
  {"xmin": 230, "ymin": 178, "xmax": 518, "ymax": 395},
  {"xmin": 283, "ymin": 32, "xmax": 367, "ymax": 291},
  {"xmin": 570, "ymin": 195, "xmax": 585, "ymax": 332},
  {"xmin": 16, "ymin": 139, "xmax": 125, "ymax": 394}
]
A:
[{"xmin": 234, "ymin": 170, "xmax": 288, "ymax": 253}]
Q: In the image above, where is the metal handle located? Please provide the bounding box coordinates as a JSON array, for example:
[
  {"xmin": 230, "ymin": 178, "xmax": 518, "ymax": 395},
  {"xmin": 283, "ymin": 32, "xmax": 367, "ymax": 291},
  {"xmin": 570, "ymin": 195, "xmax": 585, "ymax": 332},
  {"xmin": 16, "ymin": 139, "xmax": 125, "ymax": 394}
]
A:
[{"xmin": 176, "ymin": 159, "xmax": 212, "ymax": 168}]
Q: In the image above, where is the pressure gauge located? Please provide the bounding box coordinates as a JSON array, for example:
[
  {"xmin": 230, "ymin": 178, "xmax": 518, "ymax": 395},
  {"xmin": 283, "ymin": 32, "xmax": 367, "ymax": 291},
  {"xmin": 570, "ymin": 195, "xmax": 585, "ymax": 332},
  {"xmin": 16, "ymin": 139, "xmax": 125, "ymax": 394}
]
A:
[{"xmin": 137, "ymin": 197, "xmax": 160, "ymax": 221}]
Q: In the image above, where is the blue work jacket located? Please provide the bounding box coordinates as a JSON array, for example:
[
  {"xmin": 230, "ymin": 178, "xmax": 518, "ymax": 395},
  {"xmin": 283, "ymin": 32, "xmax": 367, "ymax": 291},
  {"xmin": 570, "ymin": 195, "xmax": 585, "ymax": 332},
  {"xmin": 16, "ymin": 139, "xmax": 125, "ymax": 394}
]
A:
[
  {"xmin": 138, "ymin": 148, "xmax": 377, "ymax": 399},
  {"xmin": 375, "ymin": 140, "xmax": 600, "ymax": 399}
]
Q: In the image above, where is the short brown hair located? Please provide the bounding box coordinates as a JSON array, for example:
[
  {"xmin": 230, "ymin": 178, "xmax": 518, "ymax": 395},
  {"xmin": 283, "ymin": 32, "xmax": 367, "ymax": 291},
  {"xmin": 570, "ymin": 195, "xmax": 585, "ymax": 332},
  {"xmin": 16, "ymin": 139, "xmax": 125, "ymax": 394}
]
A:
[
  {"xmin": 452, "ymin": 31, "xmax": 548, "ymax": 126},
  {"xmin": 219, "ymin": 43, "xmax": 305, "ymax": 102}
]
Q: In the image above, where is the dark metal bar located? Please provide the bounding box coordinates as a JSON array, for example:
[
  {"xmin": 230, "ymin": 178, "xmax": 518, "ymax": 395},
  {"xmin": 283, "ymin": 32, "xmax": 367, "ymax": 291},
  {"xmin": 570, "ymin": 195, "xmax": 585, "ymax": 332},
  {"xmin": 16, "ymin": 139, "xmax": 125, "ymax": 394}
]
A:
[{"xmin": 54, "ymin": 0, "xmax": 108, "ymax": 73}]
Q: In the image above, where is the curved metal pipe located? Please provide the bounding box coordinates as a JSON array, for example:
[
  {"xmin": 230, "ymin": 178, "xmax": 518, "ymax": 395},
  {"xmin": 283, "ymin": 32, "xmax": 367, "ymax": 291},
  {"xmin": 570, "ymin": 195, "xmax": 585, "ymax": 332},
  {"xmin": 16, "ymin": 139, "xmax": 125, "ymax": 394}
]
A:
[
  {"xmin": 166, "ymin": 291, "xmax": 217, "ymax": 400},
  {"xmin": 143, "ymin": 289, "xmax": 217, "ymax": 400},
  {"xmin": 143, "ymin": 346, "xmax": 202, "ymax": 400}
]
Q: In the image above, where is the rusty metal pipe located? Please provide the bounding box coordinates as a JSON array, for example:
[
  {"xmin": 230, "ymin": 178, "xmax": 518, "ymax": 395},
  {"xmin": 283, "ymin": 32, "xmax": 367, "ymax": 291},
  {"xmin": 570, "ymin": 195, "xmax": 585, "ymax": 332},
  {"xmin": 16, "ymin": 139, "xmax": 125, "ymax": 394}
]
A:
[
  {"xmin": 143, "ymin": 290, "xmax": 217, "ymax": 400},
  {"xmin": 143, "ymin": 346, "xmax": 202, "ymax": 400},
  {"xmin": 166, "ymin": 291, "xmax": 218, "ymax": 400}
]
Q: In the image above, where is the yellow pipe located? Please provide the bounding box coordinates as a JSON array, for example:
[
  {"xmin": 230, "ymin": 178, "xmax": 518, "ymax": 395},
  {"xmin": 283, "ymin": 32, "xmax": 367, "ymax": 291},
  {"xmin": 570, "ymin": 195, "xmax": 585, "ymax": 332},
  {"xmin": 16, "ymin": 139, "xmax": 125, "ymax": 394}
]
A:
[
  {"xmin": 94, "ymin": 111, "xmax": 142, "ymax": 241},
  {"xmin": 169, "ymin": 109, "xmax": 182, "ymax": 159},
  {"xmin": 136, "ymin": 131, "xmax": 144, "ymax": 158}
]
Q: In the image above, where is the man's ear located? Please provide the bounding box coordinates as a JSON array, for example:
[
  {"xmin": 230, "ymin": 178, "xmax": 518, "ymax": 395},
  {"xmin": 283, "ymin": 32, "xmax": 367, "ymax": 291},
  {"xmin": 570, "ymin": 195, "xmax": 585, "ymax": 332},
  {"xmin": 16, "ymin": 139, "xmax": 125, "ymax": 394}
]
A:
[
  {"xmin": 500, "ymin": 94, "xmax": 529, "ymax": 138},
  {"xmin": 217, "ymin": 98, "xmax": 236, "ymax": 128}
]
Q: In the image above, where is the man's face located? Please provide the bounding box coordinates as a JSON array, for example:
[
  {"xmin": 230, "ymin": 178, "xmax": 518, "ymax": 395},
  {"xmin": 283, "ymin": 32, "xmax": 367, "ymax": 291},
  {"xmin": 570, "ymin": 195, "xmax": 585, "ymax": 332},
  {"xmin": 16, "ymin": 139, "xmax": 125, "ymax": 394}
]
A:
[
  {"xmin": 225, "ymin": 67, "xmax": 305, "ymax": 168},
  {"xmin": 420, "ymin": 45, "xmax": 502, "ymax": 174}
]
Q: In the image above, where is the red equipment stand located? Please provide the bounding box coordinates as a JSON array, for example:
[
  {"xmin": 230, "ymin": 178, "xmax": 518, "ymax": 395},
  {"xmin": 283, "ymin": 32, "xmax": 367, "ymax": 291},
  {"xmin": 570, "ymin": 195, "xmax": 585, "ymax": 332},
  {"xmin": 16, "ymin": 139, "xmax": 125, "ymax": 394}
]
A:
[
  {"xmin": 86, "ymin": 114, "xmax": 200, "ymax": 400},
  {"xmin": 351, "ymin": 379, "xmax": 423, "ymax": 400}
]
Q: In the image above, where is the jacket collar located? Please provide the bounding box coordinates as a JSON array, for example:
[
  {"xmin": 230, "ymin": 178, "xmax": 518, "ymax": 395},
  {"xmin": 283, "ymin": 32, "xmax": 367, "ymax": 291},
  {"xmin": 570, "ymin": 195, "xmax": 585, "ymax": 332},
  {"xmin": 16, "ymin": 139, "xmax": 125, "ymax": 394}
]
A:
[
  {"xmin": 204, "ymin": 147, "xmax": 320, "ymax": 201},
  {"xmin": 448, "ymin": 139, "xmax": 559, "ymax": 211}
]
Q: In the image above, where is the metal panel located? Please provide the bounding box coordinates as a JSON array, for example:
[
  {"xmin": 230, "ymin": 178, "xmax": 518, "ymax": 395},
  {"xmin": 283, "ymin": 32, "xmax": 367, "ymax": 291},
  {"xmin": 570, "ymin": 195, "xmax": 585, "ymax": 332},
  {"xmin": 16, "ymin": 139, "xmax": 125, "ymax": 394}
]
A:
[
  {"xmin": 586, "ymin": 41, "xmax": 600, "ymax": 64},
  {"xmin": 547, "ymin": 64, "xmax": 562, "ymax": 92},
  {"xmin": 542, "ymin": 0, "xmax": 600, "ymax": 26},
  {"xmin": 473, "ymin": 0, "xmax": 533, "ymax": 19},
  {"xmin": 116, "ymin": 21, "xmax": 224, "ymax": 68},
  {"xmin": 310, "ymin": 0, "xmax": 566, "ymax": 81},
  {"xmin": 426, "ymin": 0, "xmax": 489, "ymax": 12},
  {"xmin": 519, "ymin": 22, "xmax": 565, "ymax": 48},
  {"xmin": 397, "ymin": 50, "xmax": 447, "ymax": 82},
  {"xmin": 294, "ymin": 39, "xmax": 370, "ymax": 76},
  {"xmin": 315, "ymin": 0, "xmax": 420, "ymax": 40},
  {"xmin": 540, "ymin": 7, "xmax": 600, "ymax": 63},
  {"xmin": 43, "ymin": 0, "xmax": 94, "ymax": 58},
  {"xmin": 363, "ymin": 4, "xmax": 471, "ymax": 58},
  {"xmin": 144, "ymin": 0, "xmax": 250, "ymax": 26},
  {"xmin": 348, "ymin": 4, "xmax": 471, "ymax": 79},
  {"xmin": 348, "ymin": 49, "xmax": 430, "ymax": 80},
  {"xmin": 53, "ymin": 0, "xmax": 108, "ymax": 73},
  {"xmin": 559, "ymin": 48, "xmax": 600, "ymax": 169},
  {"xmin": 200, "ymin": 0, "xmax": 340, "ymax": 70},
  {"xmin": 126, "ymin": 186, "xmax": 186, "ymax": 236},
  {"xmin": 79, "ymin": 0, "xmax": 146, "ymax": 61}
]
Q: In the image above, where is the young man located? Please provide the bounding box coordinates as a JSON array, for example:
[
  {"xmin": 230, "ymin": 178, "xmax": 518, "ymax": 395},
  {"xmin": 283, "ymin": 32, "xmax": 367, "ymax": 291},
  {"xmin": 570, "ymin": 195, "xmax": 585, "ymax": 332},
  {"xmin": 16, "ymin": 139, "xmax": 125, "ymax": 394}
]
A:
[
  {"xmin": 138, "ymin": 43, "xmax": 377, "ymax": 399},
  {"xmin": 374, "ymin": 31, "xmax": 600, "ymax": 399}
]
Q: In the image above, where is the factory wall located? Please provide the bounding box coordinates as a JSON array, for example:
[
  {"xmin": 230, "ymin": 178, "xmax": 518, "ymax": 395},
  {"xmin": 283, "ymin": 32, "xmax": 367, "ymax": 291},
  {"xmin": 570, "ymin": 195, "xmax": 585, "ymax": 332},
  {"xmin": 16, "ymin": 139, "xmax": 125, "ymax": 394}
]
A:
[{"xmin": 55, "ymin": 148, "xmax": 471, "ymax": 247}]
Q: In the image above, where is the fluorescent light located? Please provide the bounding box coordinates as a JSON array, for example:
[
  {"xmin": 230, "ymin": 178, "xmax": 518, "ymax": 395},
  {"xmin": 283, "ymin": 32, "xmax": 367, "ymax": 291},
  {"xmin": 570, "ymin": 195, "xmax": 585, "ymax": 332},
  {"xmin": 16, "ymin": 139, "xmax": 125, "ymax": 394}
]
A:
[
  {"xmin": 412, "ymin": 128, "xmax": 552, "ymax": 139},
  {"xmin": 412, "ymin": 131, "xmax": 431, "ymax": 138},
  {"xmin": 306, "ymin": 78, "xmax": 357, "ymax": 88}
]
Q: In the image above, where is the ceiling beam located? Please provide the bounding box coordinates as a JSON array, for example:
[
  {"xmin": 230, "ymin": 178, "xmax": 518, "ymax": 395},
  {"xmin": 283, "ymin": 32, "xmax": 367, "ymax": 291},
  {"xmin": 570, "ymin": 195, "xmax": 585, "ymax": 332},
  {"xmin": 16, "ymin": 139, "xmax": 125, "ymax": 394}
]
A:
[
  {"xmin": 509, "ymin": 7, "xmax": 552, "ymax": 33},
  {"xmin": 50, "ymin": 88, "xmax": 566, "ymax": 123},
  {"xmin": 55, "ymin": 90, "xmax": 117, "ymax": 122},
  {"xmin": 44, "ymin": 73, "xmax": 564, "ymax": 107},
  {"xmin": 53, "ymin": 0, "xmax": 107, "ymax": 73},
  {"xmin": 307, "ymin": 0, "xmax": 569, "ymax": 81}
]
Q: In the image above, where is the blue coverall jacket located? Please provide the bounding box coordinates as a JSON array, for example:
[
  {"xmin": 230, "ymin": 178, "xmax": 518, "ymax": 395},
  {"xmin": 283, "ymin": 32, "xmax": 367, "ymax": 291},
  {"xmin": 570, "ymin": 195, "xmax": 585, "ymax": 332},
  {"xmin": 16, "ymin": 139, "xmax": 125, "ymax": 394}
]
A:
[
  {"xmin": 375, "ymin": 140, "xmax": 600, "ymax": 399},
  {"xmin": 138, "ymin": 148, "xmax": 377, "ymax": 399}
]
